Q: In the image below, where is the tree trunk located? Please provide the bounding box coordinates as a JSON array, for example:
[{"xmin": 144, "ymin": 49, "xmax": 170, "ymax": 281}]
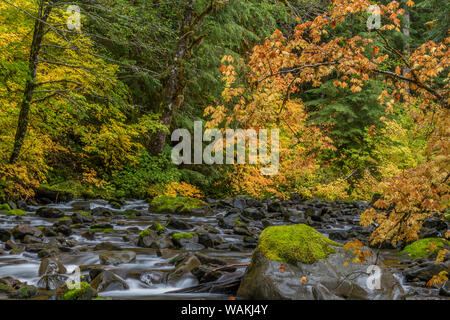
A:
[
  {"xmin": 402, "ymin": 7, "xmax": 411, "ymax": 76},
  {"xmin": 9, "ymin": 1, "xmax": 52, "ymax": 164},
  {"xmin": 148, "ymin": 0, "xmax": 195, "ymax": 156}
]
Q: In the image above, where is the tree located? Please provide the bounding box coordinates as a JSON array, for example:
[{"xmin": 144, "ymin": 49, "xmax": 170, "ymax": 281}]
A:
[{"xmin": 205, "ymin": 0, "xmax": 449, "ymax": 241}]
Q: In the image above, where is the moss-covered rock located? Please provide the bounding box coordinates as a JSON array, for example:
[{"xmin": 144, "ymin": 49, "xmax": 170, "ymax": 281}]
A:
[
  {"xmin": 6, "ymin": 209, "xmax": 27, "ymax": 216},
  {"xmin": 172, "ymin": 232, "xmax": 195, "ymax": 241},
  {"xmin": 400, "ymin": 238, "xmax": 449, "ymax": 259},
  {"xmin": 257, "ymin": 224, "xmax": 341, "ymax": 264},
  {"xmin": 63, "ymin": 282, "xmax": 98, "ymax": 300},
  {"xmin": 0, "ymin": 203, "xmax": 11, "ymax": 211},
  {"xmin": 149, "ymin": 195, "xmax": 210, "ymax": 215}
]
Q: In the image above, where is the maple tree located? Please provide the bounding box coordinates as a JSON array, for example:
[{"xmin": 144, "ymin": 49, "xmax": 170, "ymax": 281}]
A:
[{"xmin": 205, "ymin": 0, "xmax": 449, "ymax": 245}]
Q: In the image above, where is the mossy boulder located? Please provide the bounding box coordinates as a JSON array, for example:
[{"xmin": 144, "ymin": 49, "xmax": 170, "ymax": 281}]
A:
[
  {"xmin": 257, "ymin": 224, "xmax": 341, "ymax": 264},
  {"xmin": 149, "ymin": 196, "xmax": 211, "ymax": 216},
  {"xmin": 238, "ymin": 224, "xmax": 404, "ymax": 300},
  {"xmin": 6, "ymin": 209, "xmax": 26, "ymax": 216},
  {"xmin": 0, "ymin": 204, "xmax": 26, "ymax": 216},
  {"xmin": 400, "ymin": 238, "xmax": 449, "ymax": 259},
  {"xmin": 0, "ymin": 203, "xmax": 11, "ymax": 211},
  {"xmin": 63, "ymin": 282, "xmax": 98, "ymax": 300}
]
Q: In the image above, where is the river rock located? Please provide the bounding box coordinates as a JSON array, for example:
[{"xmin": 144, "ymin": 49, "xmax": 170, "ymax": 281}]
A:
[
  {"xmin": 99, "ymin": 250, "xmax": 136, "ymax": 265},
  {"xmin": 237, "ymin": 224, "xmax": 404, "ymax": 300},
  {"xmin": 404, "ymin": 261, "xmax": 450, "ymax": 282},
  {"xmin": 166, "ymin": 217, "xmax": 193, "ymax": 230},
  {"xmin": 37, "ymin": 274, "xmax": 68, "ymax": 290},
  {"xmin": 10, "ymin": 224, "xmax": 42, "ymax": 239},
  {"xmin": 94, "ymin": 242, "xmax": 121, "ymax": 251},
  {"xmin": 167, "ymin": 255, "xmax": 201, "ymax": 284},
  {"xmin": 39, "ymin": 257, "xmax": 67, "ymax": 276},
  {"xmin": 36, "ymin": 207, "xmax": 65, "ymax": 218},
  {"xmin": 90, "ymin": 270, "xmax": 129, "ymax": 292},
  {"xmin": 0, "ymin": 229, "xmax": 11, "ymax": 242},
  {"xmin": 198, "ymin": 232, "xmax": 223, "ymax": 248}
]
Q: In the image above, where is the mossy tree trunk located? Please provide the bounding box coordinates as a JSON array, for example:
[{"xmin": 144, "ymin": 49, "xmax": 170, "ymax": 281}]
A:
[
  {"xmin": 148, "ymin": 0, "xmax": 222, "ymax": 156},
  {"xmin": 9, "ymin": 1, "xmax": 52, "ymax": 164}
]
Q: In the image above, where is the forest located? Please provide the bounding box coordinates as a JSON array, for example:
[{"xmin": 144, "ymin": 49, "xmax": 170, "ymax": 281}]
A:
[{"xmin": 0, "ymin": 0, "xmax": 448, "ymax": 301}]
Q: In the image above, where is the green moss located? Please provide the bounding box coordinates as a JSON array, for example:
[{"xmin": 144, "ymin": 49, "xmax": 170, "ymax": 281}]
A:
[
  {"xmin": 63, "ymin": 282, "xmax": 97, "ymax": 300},
  {"xmin": 0, "ymin": 283, "xmax": 12, "ymax": 293},
  {"xmin": 150, "ymin": 195, "xmax": 207, "ymax": 214},
  {"xmin": 6, "ymin": 209, "xmax": 26, "ymax": 216},
  {"xmin": 109, "ymin": 201, "xmax": 121, "ymax": 209},
  {"xmin": 58, "ymin": 216, "xmax": 70, "ymax": 221},
  {"xmin": 172, "ymin": 232, "xmax": 194, "ymax": 241},
  {"xmin": 139, "ymin": 229, "xmax": 152, "ymax": 238},
  {"xmin": 0, "ymin": 203, "xmax": 11, "ymax": 211},
  {"xmin": 90, "ymin": 228, "xmax": 114, "ymax": 233},
  {"xmin": 400, "ymin": 238, "xmax": 449, "ymax": 259},
  {"xmin": 257, "ymin": 224, "xmax": 341, "ymax": 264},
  {"xmin": 151, "ymin": 222, "xmax": 165, "ymax": 233},
  {"xmin": 80, "ymin": 211, "xmax": 91, "ymax": 218}
]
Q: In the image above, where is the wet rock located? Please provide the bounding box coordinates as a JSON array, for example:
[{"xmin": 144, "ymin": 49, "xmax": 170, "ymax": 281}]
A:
[
  {"xmin": 167, "ymin": 255, "xmax": 201, "ymax": 283},
  {"xmin": 198, "ymin": 232, "xmax": 223, "ymax": 248},
  {"xmin": 39, "ymin": 257, "xmax": 67, "ymax": 276},
  {"xmin": 233, "ymin": 226, "xmax": 252, "ymax": 236},
  {"xmin": 150, "ymin": 195, "xmax": 212, "ymax": 216},
  {"xmin": 140, "ymin": 271, "xmax": 164, "ymax": 286},
  {"xmin": 88, "ymin": 267, "xmax": 105, "ymax": 281},
  {"xmin": 91, "ymin": 270, "xmax": 129, "ymax": 292},
  {"xmin": 41, "ymin": 227, "xmax": 58, "ymax": 237},
  {"xmin": 181, "ymin": 242, "xmax": 205, "ymax": 251},
  {"xmin": 60, "ymin": 282, "xmax": 98, "ymax": 300},
  {"xmin": 192, "ymin": 267, "xmax": 223, "ymax": 283},
  {"xmin": 23, "ymin": 235, "xmax": 42, "ymax": 244},
  {"xmin": 81, "ymin": 230, "xmax": 95, "ymax": 240},
  {"xmin": 36, "ymin": 207, "xmax": 65, "ymax": 218},
  {"xmin": 70, "ymin": 201, "xmax": 92, "ymax": 211},
  {"xmin": 38, "ymin": 248, "xmax": 61, "ymax": 258},
  {"xmin": 193, "ymin": 253, "xmax": 227, "ymax": 266},
  {"xmin": 238, "ymin": 247, "xmax": 404, "ymax": 300},
  {"xmin": 169, "ymin": 272, "xmax": 243, "ymax": 295},
  {"xmin": 156, "ymin": 248, "xmax": 180, "ymax": 259},
  {"xmin": 5, "ymin": 240, "xmax": 18, "ymax": 250},
  {"xmin": 233, "ymin": 196, "xmax": 247, "ymax": 210},
  {"xmin": 242, "ymin": 207, "xmax": 265, "ymax": 220},
  {"xmin": 55, "ymin": 225, "xmax": 72, "ymax": 236},
  {"xmin": 439, "ymin": 281, "xmax": 450, "ymax": 297},
  {"xmin": 71, "ymin": 212, "xmax": 94, "ymax": 224},
  {"xmin": 419, "ymin": 216, "xmax": 448, "ymax": 239},
  {"xmin": 218, "ymin": 198, "xmax": 234, "ymax": 209},
  {"xmin": 0, "ymin": 229, "xmax": 11, "ymax": 242},
  {"xmin": 99, "ymin": 250, "xmax": 136, "ymax": 265},
  {"xmin": 24, "ymin": 242, "xmax": 57, "ymax": 253},
  {"xmin": 218, "ymin": 213, "xmax": 248, "ymax": 229},
  {"xmin": 238, "ymin": 224, "xmax": 404, "ymax": 300},
  {"xmin": 404, "ymin": 261, "xmax": 450, "ymax": 282},
  {"xmin": 166, "ymin": 217, "xmax": 193, "ymax": 230},
  {"xmin": 108, "ymin": 199, "xmax": 123, "ymax": 209},
  {"xmin": 94, "ymin": 242, "xmax": 121, "ymax": 251},
  {"xmin": 137, "ymin": 229, "xmax": 158, "ymax": 248},
  {"xmin": 90, "ymin": 223, "xmax": 114, "ymax": 229},
  {"xmin": 37, "ymin": 274, "xmax": 68, "ymax": 290},
  {"xmin": 328, "ymin": 230, "xmax": 350, "ymax": 242},
  {"xmin": 10, "ymin": 224, "xmax": 42, "ymax": 239},
  {"xmin": 246, "ymin": 198, "xmax": 263, "ymax": 208},
  {"xmin": 91, "ymin": 207, "xmax": 113, "ymax": 216},
  {"xmin": 9, "ymin": 284, "xmax": 39, "ymax": 299}
]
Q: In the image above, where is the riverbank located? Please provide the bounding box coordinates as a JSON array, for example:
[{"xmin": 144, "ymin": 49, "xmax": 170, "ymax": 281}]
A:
[{"xmin": 0, "ymin": 196, "xmax": 448, "ymax": 300}]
